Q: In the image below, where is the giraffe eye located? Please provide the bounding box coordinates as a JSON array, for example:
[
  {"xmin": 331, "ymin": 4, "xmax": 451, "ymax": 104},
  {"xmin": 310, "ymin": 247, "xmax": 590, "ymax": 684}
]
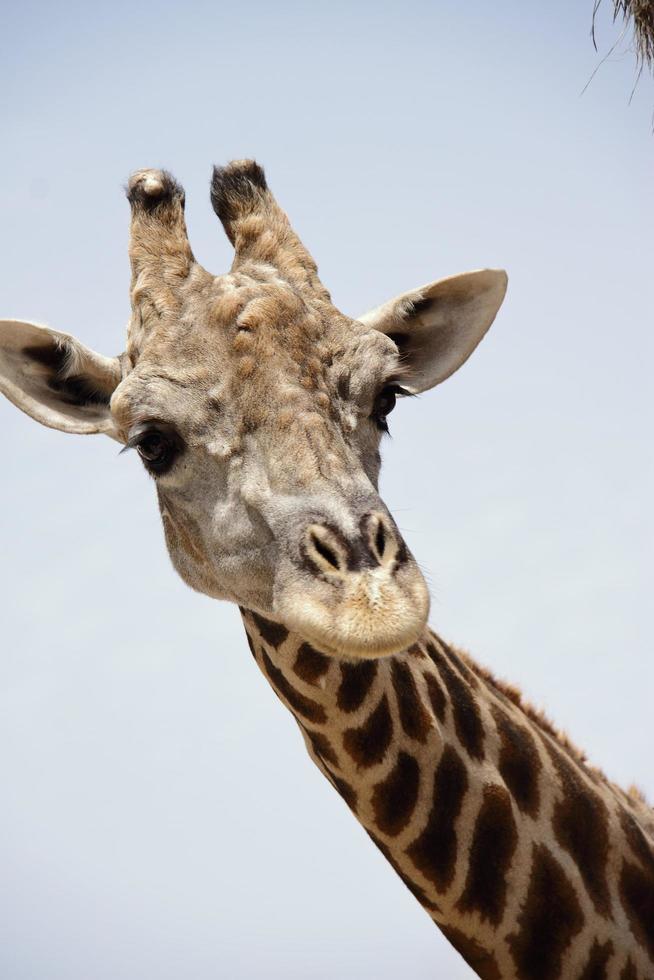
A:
[
  {"xmin": 372, "ymin": 385, "xmax": 400, "ymax": 432},
  {"xmin": 137, "ymin": 431, "xmax": 171, "ymax": 464},
  {"xmin": 127, "ymin": 423, "xmax": 183, "ymax": 475}
]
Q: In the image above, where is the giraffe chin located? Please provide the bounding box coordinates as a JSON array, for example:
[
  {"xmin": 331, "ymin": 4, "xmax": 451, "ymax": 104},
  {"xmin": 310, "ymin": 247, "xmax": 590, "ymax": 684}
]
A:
[{"xmin": 274, "ymin": 570, "xmax": 430, "ymax": 660}]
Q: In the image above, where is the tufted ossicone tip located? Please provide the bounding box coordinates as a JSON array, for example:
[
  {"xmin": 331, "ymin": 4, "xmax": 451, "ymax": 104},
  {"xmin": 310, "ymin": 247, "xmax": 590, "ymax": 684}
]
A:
[
  {"xmin": 210, "ymin": 159, "xmax": 268, "ymax": 240},
  {"xmin": 126, "ymin": 169, "xmax": 186, "ymax": 213},
  {"xmin": 209, "ymin": 158, "xmax": 329, "ymax": 301},
  {"xmin": 125, "ymin": 168, "xmax": 198, "ymax": 359}
]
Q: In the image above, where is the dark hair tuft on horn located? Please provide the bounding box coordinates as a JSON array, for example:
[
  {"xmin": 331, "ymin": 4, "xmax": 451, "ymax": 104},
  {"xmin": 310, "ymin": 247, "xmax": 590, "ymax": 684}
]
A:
[
  {"xmin": 210, "ymin": 160, "xmax": 268, "ymax": 242},
  {"xmin": 209, "ymin": 159, "xmax": 328, "ymax": 298},
  {"xmin": 126, "ymin": 169, "xmax": 185, "ymax": 213}
]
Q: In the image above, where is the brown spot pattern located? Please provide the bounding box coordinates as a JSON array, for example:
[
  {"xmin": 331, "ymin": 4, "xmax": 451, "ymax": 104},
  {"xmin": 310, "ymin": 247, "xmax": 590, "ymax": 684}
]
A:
[
  {"xmin": 427, "ymin": 640, "xmax": 485, "ymax": 760},
  {"xmin": 508, "ymin": 844, "xmax": 584, "ymax": 980},
  {"xmin": 620, "ymin": 959, "xmax": 638, "ymax": 980},
  {"xmin": 438, "ymin": 637, "xmax": 479, "ymax": 689},
  {"xmin": 244, "ymin": 631, "xmax": 257, "ymax": 658},
  {"xmin": 261, "ymin": 651, "xmax": 326, "ymax": 724},
  {"xmin": 620, "ymin": 859, "xmax": 654, "ymax": 961},
  {"xmin": 457, "ymin": 783, "xmax": 518, "ymax": 925},
  {"xmin": 492, "ymin": 704, "xmax": 542, "ymax": 818},
  {"xmin": 250, "ymin": 611, "xmax": 289, "ymax": 648},
  {"xmin": 439, "ymin": 925, "xmax": 502, "ymax": 980},
  {"xmin": 342, "ymin": 694, "xmax": 393, "ymax": 769},
  {"xmin": 547, "ymin": 740, "xmax": 612, "ymax": 917},
  {"xmin": 337, "ymin": 660, "xmax": 378, "ymax": 713},
  {"xmin": 406, "ymin": 745, "xmax": 468, "ymax": 892},
  {"xmin": 293, "ymin": 642, "xmax": 330, "ymax": 684},
  {"xmin": 578, "ymin": 940, "xmax": 614, "ymax": 980},
  {"xmin": 391, "ymin": 660, "xmax": 430, "ymax": 743},
  {"xmin": 332, "ymin": 775, "xmax": 358, "ymax": 812},
  {"xmin": 368, "ymin": 832, "xmax": 440, "ymax": 913},
  {"xmin": 306, "ymin": 729, "xmax": 339, "ymax": 768},
  {"xmin": 620, "ymin": 808, "xmax": 654, "ymax": 876},
  {"xmin": 424, "ymin": 672, "xmax": 447, "ymax": 723},
  {"xmin": 371, "ymin": 751, "xmax": 420, "ymax": 837}
]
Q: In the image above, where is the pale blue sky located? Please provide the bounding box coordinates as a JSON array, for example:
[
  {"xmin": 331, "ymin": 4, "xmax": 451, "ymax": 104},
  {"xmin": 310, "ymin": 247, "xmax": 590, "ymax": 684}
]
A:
[{"xmin": 1, "ymin": 2, "xmax": 652, "ymax": 978}]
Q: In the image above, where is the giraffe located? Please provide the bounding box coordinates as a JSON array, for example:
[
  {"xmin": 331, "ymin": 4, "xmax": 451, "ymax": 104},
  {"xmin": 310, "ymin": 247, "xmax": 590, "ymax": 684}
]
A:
[{"xmin": 1, "ymin": 161, "xmax": 652, "ymax": 979}]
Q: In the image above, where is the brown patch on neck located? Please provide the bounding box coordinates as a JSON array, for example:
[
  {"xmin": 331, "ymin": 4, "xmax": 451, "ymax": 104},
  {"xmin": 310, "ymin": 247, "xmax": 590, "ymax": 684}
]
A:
[
  {"xmin": 332, "ymin": 775, "xmax": 358, "ymax": 812},
  {"xmin": 456, "ymin": 783, "xmax": 518, "ymax": 926},
  {"xmin": 336, "ymin": 660, "xmax": 378, "ymax": 713},
  {"xmin": 544, "ymin": 738, "xmax": 612, "ymax": 917},
  {"xmin": 371, "ymin": 751, "xmax": 420, "ymax": 837},
  {"xmin": 620, "ymin": 958, "xmax": 638, "ymax": 980},
  {"xmin": 620, "ymin": 808, "xmax": 654, "ymax": 876},
  {"xmin": 367, "ymin": 832, "xmax": 440, "ymax": 914},
  {"xmin": 423, "ymin": 671, "xmax": 447, "ymax": 723},
  {"xmin": 305, "ymin": 729, "xmax": 339, "ymax": 769},
  {"xmin": 426, "ymin": 639, "xmax": 485, "ymax": 760},
  {"xmin": 390, "ymin": 660, "xmax": 431, "ymax": 743},
  {"xmin": 260, "ymin": 650, "xmax": 326, "ymax": 725},
  {"xmin": 437, "ymin": 637, "xmax": 480, "ymax": 689},
  {"xmin": 578, "ymin": 940, "xmax": 614, "ymax": 980},
  {"xmin": 293, "ymin": 642, "xmax": 330, "ymax": 685},
  {"xmin": 342, "ymin": 694, "xmax": 393, "ymax": 769},
  {"xmin": 249, "ymin": 611, "xmax": 289, "ymax": 649},
  {"xmin": 619, "ymin": 858, "xmax": 654, "ymax": 962},
  {"xmin": 406, "ymin": 745, "xmax": 468, "ymax": 893},
  {"xmin": 507, "ymin": 843, "xmax": 584, "ymax": 980},
  {"xmin": 491, "ymin": 703, "xmax": 542, "ymax": 818}
]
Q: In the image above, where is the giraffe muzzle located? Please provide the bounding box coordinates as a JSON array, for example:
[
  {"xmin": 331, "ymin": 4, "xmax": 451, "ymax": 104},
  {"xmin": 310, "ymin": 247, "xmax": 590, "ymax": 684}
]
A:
[{"xmin": 274, "ymin": 511, "xmax": 430, "ymax": 659}]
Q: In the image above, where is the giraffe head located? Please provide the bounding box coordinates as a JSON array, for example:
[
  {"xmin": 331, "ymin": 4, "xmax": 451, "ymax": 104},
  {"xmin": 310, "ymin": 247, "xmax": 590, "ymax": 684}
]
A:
[{"xmin": 0, "ymin": 161, "xmax": 507, "ymax": 658}]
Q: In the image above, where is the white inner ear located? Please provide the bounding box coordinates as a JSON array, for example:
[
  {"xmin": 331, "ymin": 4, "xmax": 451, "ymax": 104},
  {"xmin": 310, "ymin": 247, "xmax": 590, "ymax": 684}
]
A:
[
  {"xmin": 359, "ymin": 269, "xmax": 508, "ymax": 394},
  {"xmin": 0, "ymin": 319, "xmax": 122, "ymax": 438}
]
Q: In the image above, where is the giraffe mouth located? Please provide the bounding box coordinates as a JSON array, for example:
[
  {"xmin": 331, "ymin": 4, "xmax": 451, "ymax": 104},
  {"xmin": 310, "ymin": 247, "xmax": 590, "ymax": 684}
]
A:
[{"xmin": 273, "ymin": 562, "xmax": 430, "ymax": 659}]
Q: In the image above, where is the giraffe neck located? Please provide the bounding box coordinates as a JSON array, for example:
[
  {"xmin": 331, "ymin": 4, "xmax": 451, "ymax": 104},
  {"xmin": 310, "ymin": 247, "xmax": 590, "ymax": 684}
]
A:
[{"xmin": 239, "ymin": 609, "xmax": 654, "ymax": 980}]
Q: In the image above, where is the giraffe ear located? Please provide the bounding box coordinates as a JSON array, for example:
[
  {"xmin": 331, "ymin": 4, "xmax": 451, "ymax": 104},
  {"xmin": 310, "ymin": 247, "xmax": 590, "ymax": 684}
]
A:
[
  {"xmin": 0, "ymin": 319, "xmax": 123, "ymax": 440},
  {"xmin": 358, "ymin": 269, "xmax": 508, "ymax": 394}
]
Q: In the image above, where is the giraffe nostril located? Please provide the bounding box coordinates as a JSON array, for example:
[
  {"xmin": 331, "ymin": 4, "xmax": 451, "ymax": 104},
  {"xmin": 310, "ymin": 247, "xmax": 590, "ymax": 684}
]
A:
[
  {"xmin": 303, "ymin": 515, "xmax": 402, "ymax": 578},
  {"xmin": 309, "ymin": 531, "xmax": 342, "ymax": 571},
  {"xmin": 363, "ymin": 512, "xmax": 401, "ymax": 569}
]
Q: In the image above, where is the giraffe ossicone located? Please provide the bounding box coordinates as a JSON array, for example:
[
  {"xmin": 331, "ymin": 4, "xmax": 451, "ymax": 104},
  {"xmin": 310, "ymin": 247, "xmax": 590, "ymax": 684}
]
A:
[{"xmin": 2, "ymin": 161, "xmax": 652, "ymax": 980}]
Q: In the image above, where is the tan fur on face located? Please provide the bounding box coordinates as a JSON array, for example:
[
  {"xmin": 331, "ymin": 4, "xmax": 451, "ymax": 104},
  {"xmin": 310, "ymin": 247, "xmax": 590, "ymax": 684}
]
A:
[{"xmin": 110, "ymin": 164, "xmax": 429, "ymax": 655}]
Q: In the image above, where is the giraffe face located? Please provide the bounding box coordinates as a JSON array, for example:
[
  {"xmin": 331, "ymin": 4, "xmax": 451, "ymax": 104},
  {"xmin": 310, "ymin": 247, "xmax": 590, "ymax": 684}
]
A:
[
  {"xmin": 109, "ymin": 264, "xmax": 429, "ymax": 658},
  {"xmin": 0, "ymin": 161, "xmax": 507, "ymax": 658}
]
